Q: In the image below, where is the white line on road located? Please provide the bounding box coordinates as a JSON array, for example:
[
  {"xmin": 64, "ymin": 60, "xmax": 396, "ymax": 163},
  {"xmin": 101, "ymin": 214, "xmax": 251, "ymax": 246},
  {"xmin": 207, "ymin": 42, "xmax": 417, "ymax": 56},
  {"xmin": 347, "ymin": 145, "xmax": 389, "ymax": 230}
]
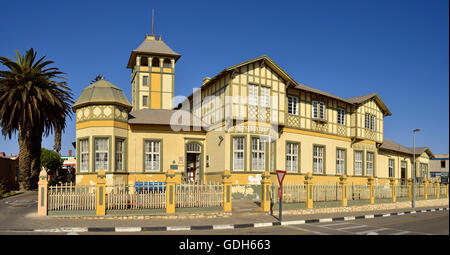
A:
[
  {"xmin": 356, "ymin": 228, "xmax": 388, "ymax": 235},
  {"xmin": 319, "ymin": 222, "xmax": 353, "ymax": 227},
  {"xmin": 337, "ymin": 225, "xmax": 369, "ymax": 231},
  {"xmin": 167, "ymin": 226, "xmax": 190, "ymax": 231},
  {"xmin": 281, "ymin": 220, "xmax": 305, "ymax": 226},
  {"xmin": 391, "ymin": 231, "xmax": 410, "ymax": 235},
  {"xmin": 286, "ymin": 225, "xmax": 329, "ymax": 235},
  {"xmin": 115, "ymin": 227, "xmax": 142, "ymax": 232},
  {"xmin": 254, "ymin": 223, "xmax": 273, "ymax": 228},
  {"xmin": 213, "ymin": 224, "xmax": 234, "ymax": 230}
]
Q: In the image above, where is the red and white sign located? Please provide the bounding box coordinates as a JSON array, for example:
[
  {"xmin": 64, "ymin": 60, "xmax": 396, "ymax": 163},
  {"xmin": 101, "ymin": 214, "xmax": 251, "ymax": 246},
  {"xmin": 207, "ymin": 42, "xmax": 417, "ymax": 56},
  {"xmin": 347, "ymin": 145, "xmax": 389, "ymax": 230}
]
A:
[
  {"xmin": 276, "ymin": 170, "xmax": 286, "ymax": 186},
  {"xmin": 278, "ymin": 187, "xmax": 283, "ymax": 198}
]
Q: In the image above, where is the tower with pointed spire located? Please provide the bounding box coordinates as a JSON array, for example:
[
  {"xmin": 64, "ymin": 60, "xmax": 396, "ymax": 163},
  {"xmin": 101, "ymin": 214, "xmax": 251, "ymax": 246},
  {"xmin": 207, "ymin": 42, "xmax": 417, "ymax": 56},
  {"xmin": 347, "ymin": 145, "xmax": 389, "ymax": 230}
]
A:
[{"xmin": 127, "ymin": 34, "xmax": 181, "ymax": 110}]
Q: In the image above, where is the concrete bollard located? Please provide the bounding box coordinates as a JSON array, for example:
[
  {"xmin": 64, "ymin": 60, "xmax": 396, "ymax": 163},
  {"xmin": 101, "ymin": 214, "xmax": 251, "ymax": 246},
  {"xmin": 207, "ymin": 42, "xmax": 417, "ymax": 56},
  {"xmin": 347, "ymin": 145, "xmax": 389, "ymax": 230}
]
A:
[
  {"xmin": 390, "ymin": 177, "xmax": 396, "ymax": 203},
  {"xmin": 166, "ymin": 169, "xmax": 176, "ymax": 214},
  {"xmin": 423, "ymin": 179, "xmax": 428, "ymax": 200},
  {"xmin": 260, "ymin": 171, "xmax": 271, "ymax": 212},
  {"xmin": 339, "ymin": 174, "xmax": 348, "ymax": 207},
  {"xmin": 408, "ymin": 178, "xmax": 413, "ymax": 201},
  {"xmin": 305, "ymin": 172, "xmax": 314, "ymax": 209},
  {"xmin": 222, "ymin": 170, "xmax": 232, "ymax": 212},
  {"xmin": 367, "ymin": 176, "xmax": 375, "ymax": 205},
  {"xmin": 38, "ymin": 170, "xmax": 48, "ymax": 216},
  {"xmin": 435, "ymin": 181, "xmax": 440, "ymax": 199},
  {"xmin": 96, "ymin": 169, "xmax": 106, "ymax": 216}
]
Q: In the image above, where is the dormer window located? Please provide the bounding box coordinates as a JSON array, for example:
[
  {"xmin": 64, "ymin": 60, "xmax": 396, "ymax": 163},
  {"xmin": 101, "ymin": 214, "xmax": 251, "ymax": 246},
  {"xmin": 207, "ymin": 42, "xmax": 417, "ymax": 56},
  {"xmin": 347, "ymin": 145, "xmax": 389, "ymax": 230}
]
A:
[
  {"xmin": 365, "ymin": 113, "xmax": 376, "ymax": 130},
  {"xmin": 312, "ymin": 101, "xmax": 326, "ymax": 120}
]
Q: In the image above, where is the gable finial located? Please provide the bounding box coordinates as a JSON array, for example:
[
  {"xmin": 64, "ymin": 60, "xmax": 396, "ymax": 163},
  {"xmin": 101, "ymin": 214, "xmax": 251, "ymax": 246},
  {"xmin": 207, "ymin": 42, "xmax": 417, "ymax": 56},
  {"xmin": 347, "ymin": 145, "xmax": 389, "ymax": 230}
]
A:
[{"xmin": 152, "ymin": 8, "xmax": 155, "ymax": 35}]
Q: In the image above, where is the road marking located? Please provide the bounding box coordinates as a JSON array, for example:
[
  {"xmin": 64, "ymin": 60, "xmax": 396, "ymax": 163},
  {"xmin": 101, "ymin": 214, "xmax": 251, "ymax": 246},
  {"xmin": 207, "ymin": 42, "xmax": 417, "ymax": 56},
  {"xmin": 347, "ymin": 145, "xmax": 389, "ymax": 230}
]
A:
[
  {"xmin": 397, "ymin": 212, "xmax": 405, "ymax": 215},
  {"xmin": 281, "ymin": 220, "xmax": 305, "ymax": 226},
  {"xmin": 167, "ymin": 226, "xmax": 190, "ymax": 231},
  {"xmin": 382, "ymin": 214, "xmax": 391, "ymax": 217},
  {"xmin": 60, "ymin": 227, "xmax": 88, "ymax": 233},
  {"xmin": 344, "ymin": 216, "xmax": 356, "ymax": 221},
  {"xmin": 320, "ymin": 222, "xmax": 353, "ymax": 227},
  {"xmin": 365, "ymin": 215, "xmax": 374, "ymax": 219},
  {"xmin": 286, "ymin": 225, "xmax": 329, "ymax": 235},
  {"xmin": 411, "ymin": 211, "xmax": 416, "ymax": 214},
  {"xmin": 213, "ymin": 224, "xmax": 234, "ymax": 230},
  {"xmin": 356, "ymin": 228, "xmax": 388, "ymax": 234},
  {"xmin": 319, "ymin": 218, "xmax": 333, "ymax": 223},
  {"xmin": 254, "ymin": 222, "xmax": 273, "ymax": 228},
  {"xmin": 391, "ymin": 231, "xmax": 410, "ymax": 235},
  {"xmin": 115, "ymin": 227, "xmax": 142, "ymax": 232},
  {"xmin": 337, "ymin": 225, "xmax": 369, "ymax": 231}
]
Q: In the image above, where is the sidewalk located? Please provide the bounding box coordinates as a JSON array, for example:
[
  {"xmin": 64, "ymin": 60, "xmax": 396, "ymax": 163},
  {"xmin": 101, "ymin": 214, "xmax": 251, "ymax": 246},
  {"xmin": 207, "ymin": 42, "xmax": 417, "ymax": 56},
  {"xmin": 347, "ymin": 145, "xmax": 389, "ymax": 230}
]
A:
[{"xmin": 1, "ymin": 194, "xmax": 448, "ymax": 232}]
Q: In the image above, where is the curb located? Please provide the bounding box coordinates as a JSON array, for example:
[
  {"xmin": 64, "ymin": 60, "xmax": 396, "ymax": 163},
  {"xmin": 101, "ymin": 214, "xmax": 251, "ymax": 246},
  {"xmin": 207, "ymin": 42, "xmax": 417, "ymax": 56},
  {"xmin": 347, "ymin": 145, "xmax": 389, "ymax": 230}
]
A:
[{"xmin": 2, "ymin": 207, "xmax": 448, "ymax": 233}]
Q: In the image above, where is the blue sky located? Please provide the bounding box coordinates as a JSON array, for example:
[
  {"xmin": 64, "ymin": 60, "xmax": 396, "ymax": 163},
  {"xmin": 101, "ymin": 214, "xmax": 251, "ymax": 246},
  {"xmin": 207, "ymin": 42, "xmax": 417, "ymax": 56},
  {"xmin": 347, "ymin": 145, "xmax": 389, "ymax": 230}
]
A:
[{"xmin": 0, "ymin": 0, "xmax": 448, "ymax": 156}]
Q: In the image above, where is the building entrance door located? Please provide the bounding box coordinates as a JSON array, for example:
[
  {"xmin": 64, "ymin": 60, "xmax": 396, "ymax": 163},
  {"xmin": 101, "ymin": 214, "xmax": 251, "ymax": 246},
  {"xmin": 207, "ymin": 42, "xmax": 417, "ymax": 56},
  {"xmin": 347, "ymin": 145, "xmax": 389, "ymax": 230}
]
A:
[
  {"xmin": 186, "ymin": 153, "xmax": 200, "ymax": 183},
  {"xmin": 401, "ymin": 161, "xmax": 407, "ymax": 184},
  {"xmin": 185, "ymin": 143, "xmax": 202, "ymax": 183}
]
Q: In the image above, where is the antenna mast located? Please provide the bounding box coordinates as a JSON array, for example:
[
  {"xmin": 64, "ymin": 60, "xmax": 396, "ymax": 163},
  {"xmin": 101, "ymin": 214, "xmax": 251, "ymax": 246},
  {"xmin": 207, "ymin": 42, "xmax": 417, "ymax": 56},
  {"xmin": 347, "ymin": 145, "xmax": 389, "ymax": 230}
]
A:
[{"xmin": 152, "ymin": 8, "xmax": 155, "ymax": 35}]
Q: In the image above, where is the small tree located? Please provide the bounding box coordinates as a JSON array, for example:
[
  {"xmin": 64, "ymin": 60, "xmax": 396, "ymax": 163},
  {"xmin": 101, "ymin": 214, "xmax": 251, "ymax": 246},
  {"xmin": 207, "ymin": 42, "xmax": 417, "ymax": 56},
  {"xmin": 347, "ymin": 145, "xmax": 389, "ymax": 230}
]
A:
[{"xmin": 40, "ymin": 148, "xmax": 63, "ymax": 185}]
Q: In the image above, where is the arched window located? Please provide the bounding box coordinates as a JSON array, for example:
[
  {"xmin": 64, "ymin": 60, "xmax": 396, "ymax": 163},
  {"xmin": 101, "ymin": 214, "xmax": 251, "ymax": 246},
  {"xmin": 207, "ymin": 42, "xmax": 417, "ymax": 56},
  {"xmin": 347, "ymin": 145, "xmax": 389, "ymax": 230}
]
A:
[
  {"xmin": 163, "ymin": 58, "xmax": 172, "ymax": 68},
  {"xmin": 140, "ymin": 57, "xmax": 148, "ymax": 66},
  {"xmin": 152, "ymin": 57, "xmax": 160, "ymax": 67}
]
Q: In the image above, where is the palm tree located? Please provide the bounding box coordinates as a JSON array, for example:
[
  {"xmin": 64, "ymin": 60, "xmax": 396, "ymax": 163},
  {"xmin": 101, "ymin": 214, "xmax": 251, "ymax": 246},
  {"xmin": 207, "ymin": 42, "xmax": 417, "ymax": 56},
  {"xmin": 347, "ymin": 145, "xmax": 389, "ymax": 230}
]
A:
[{"xmin": 0, "ymin": 48, "xmax": 73, "ymax": 190}]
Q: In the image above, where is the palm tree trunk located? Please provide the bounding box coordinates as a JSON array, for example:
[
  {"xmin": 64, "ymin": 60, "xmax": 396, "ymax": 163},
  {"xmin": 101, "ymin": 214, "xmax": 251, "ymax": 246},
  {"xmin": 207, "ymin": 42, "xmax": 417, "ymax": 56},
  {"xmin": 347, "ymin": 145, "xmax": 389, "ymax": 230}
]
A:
[
  {"xmin": 29, "ymin": 126, "xmax": 43, "ymax": 190},
  {"xmin": 18, "ymin": 125, "xmax": 33, "ymax": 190}
]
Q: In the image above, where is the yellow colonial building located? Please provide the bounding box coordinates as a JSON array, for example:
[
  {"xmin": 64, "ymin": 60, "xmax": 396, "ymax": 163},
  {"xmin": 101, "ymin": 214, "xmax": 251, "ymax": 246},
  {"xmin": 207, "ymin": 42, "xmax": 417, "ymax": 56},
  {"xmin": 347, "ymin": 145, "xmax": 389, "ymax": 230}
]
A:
[{"xmin": 73, "ymin": 33, "xmax": 434, "ymax": 187}]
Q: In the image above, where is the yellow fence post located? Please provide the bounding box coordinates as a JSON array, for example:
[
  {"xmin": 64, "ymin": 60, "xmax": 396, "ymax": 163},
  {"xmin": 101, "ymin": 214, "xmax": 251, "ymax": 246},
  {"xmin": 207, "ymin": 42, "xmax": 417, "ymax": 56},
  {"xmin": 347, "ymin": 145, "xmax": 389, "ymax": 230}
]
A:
[
  {"xmin": 38, "ymin": 170, "xmax": 48, "ymax": 216},
  {"xmin": 446, "ymin": 184, "xmax": 449, "ymax": 198},
  {"xmin": 339, "ymin": 174, "xmax": 348, "ymax": 207},
  {"xmin": 305, "ymin": 172, "xmax": 314, "ymax": 209},
  {"xmin": 96, "ymin": 169, "xmax": 106, "ymax": 216},
  {"xmin": 435, "ymin": 181, "xmax": 440, "ymax": 199},
  {"xmin": 423, "ymin": 179, "xmax": 428, "ymax": 200},
  {"xmin": 408, "ymin": 178, "xmax": 413, "ymax": 201},
  {"xmin": 222, "ymin": 170, "xmax": 232, "ymax": 212},
  {"xmin": 389, "ymin": 177, "xmax": 396, "ymax": 203},
  {"xmin": 260, "ymin": 170, "xmax": 271, "ymax": 212},
  {"xmin": 368, "ymin": 176, "xmax": 375, "ymax": 204},
  {"xmin": 165, "ymin": 169, "xmax": 176, "ymax": 214}
]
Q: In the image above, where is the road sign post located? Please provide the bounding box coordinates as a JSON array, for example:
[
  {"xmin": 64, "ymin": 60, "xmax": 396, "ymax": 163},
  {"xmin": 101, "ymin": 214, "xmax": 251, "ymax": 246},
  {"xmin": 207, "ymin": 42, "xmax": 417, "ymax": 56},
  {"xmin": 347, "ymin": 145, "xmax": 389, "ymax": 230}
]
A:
[{"xmin": 276, "ymin": 170, "xmax": 286, "ymax": 221}]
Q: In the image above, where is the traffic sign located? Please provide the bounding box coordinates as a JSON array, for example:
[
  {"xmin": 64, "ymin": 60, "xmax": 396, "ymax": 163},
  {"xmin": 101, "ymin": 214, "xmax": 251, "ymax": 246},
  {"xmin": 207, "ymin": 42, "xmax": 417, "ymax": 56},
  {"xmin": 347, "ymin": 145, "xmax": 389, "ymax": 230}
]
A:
[
  {"xmin": 278, "ymin": 187, "xmax": 283, "ymax": 198},
  {"xmin": 276, "ymin": 170, "xmax": 286, "ymax": 185}
]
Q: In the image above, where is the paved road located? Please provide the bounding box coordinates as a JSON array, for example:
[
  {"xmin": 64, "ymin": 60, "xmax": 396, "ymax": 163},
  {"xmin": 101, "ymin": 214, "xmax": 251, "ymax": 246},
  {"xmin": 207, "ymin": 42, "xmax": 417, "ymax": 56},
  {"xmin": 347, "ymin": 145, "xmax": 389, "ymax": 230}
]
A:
[{"xmin": 1, "ymin": 191, "xmax": 448, "ymax": 235}]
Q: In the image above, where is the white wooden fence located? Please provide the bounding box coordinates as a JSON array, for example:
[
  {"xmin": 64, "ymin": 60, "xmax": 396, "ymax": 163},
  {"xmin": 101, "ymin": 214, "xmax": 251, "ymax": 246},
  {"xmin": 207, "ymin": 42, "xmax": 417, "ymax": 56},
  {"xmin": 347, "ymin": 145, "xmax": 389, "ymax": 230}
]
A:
[
  {"xmin": 395, "ymin": 184, "xmax": 409, "ymax": 198},
  {"xmin": 48, "ymin": 183, "xmax": 96, "ymax": 211},
  {"xmin": 272, "ymin": 182, "xmax": 307, "ymax": 204},
  {"xmin": 347, "ymin": 184, "xmax": 370, "ymax": 200},
  {"xmin": 374, "ymin": 184, "xmax": 392, "ymax": 199},
  {"xmin": 175, "ymin": 182, "xmax": 223, "ymax": 208},
  {"xmin": 106, "ymin": 183, "xmax": 166, "ymax": 210}
]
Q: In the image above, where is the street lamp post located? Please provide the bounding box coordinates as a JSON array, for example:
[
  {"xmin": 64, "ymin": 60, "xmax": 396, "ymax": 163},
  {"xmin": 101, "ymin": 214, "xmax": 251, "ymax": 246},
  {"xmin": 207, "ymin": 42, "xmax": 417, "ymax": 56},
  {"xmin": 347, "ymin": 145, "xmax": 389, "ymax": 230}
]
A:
[{"xmin": 412, "ymin": 128, "xmax": 420, "ymax": 208}]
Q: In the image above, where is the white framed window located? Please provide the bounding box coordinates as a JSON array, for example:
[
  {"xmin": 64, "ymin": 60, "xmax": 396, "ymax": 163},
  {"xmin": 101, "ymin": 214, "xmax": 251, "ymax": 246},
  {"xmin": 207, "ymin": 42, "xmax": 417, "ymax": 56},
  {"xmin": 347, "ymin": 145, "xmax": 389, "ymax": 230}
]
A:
[
  {"xmin": 115, "ymin": 139, "xmax": 124, "ymax": 171},
  {"xmin": 354, "ymin": 151, "xmax": 363, "ymax": 176},
  {"xmin": 366, "ymin": 152, "xmax": 374, "ymax": 176},
  {"xmin": 248, "ymin": 84, "xmax": 258, "ymax": 106},
  {"xmin": 80, "ymin": 139, "xmax": 89, "ymax": 172},
  {"xmin": 337, "ymin": 108, "xmax": 345, "ymax": 125},
  {"xmin": 260, "ymin": 86, "xmax": 270, "ymax": 107},
  {"xmin": 233, "ymin": 137, "xmax": 245, "ymax": 171},
  {"xmin": 312, "ymin": 101, "xmax": 326, "ymax": 119},
  {"xmin": 313, "ymin": 145, "xmax": 324, "ymax": 174},
  {"xmin": 142, "ymin": 75, "xmax": 148, "ymax": 86},
  {"xmin": 286, "ymin": 143, "xmax": 299, "ymax": 172},
  {"xmin": 336, "ymin": 149, "xmax": 345, "ymax": 174},
  {"xmin": 251, "ymin": 137, "xmax": 266, "ymax": 171},
  {"xmin": 420, "ymin": 163, "xmax": 428, "ymax": 178},
  {"xmin": 144, "ymin": 140, "xmax": 160, "ymax": 171},
  {"xmin": 389, "ymin": 159, "xmax": 394, "ymax": 177},
  {"xmin": 365, "ymin": 113, "xmax": 376, "ymax": 130},
  {"xmin": 288, "ymin": 96, "xmax": 299, "ymax": 115},
  {"xmin": 143, "ymin": 96, "xmax": 148, "ymax": 107},
  {"xmin": 94, "ymin": 138, "xmax": 109, "ymax": 171}
]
